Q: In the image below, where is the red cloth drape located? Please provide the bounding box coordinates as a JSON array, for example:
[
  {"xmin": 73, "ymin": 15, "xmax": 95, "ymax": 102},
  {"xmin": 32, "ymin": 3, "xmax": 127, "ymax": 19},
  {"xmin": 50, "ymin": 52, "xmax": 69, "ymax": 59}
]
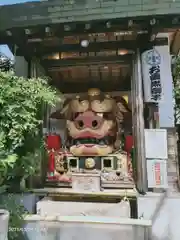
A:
[
  {"xmin": 46, "ymin": 134, "xmax": 62, "ymax": 180},
  {"xmin": 48, "ymin": 150, "xmax": 55, "ymax": 172},
  {"xmin": 124, "ymin": 135, "xmax": 133, "ymax": 176},
  {"xmin": 46, "ymin": 135, "xmax": 61, "ymax": 150},
  {"xmin": 124, "ymin": 135, "xmax": 133, "ymax": 153}
]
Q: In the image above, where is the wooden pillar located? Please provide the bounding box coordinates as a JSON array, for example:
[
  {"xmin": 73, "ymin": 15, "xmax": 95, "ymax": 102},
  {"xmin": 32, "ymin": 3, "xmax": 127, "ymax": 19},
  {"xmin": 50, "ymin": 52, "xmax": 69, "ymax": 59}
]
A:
[
  {"xmin": 131, "ymin": 49, "xmax": 148, "ymax": 193},
  {"xmin": 27, "ymin": 58, "xmax": 47, "ymax": 189},
  {"xmin": 30, "ymin": 58, "xmax": 49, "ymax": 130},
  {"xmin": 14, "ymin": 56, "xmax": 28, "ymax": 77},
  {"xmin": 30, "ymin": 57, "xmax": 38, "ymax": 78}
]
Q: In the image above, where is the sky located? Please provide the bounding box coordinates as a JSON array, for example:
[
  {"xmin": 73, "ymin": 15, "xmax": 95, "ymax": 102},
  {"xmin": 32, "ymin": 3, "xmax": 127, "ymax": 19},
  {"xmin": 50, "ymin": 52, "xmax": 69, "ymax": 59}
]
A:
[
  {"xmin": 0, "ymin": 0, "xmax": 38, "ymax": 6},
  {"xmin": 0, "ymin": 0, "xmax": 40, "ymax": 58}
]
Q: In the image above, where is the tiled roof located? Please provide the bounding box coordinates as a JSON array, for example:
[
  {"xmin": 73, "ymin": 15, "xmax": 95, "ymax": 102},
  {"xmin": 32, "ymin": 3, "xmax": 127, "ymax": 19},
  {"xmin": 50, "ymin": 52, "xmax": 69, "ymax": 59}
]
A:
[{"xmin": 0, "ymin": 0, "xmax": 179, "ymax": 30}]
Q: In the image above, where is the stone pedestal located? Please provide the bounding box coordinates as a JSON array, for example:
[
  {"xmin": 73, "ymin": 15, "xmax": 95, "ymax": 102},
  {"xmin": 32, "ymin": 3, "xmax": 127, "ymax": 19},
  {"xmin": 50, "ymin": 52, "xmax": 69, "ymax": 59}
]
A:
[
  {"xmin": 0, "ymin": 209, "xmax": 9, "ymax": 240},
  {"xmin": 36, "ymin": 197, "xmax": 130, "ymax": 217}
]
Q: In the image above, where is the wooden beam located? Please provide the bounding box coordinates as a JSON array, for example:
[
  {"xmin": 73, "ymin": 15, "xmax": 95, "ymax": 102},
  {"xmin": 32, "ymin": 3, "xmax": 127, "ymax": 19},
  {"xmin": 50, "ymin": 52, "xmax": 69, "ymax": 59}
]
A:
[
  {"xmin": 51, "ymin": 78, "xmax": 131, "ymax": 94},
  {"xmin": 35, "ymin": 40, "xmax": 136, "ymax": 55},
  {"xmin": 0, "ymin": 12, "xmax": 180, "ymax": 37},
  {"xmin": 3, "ymin": 29, "xmax": 36, "ymax": 61},
  {"xmin": 0, "ymin": 28, "xmax": 147, "ymax": 46},
  {"xmin": 138, "ymin": 25, "xmax": 169, "ymax": 53},
  {"xmin": 42, "ymin": 55, "xmax": 132, "ymax": 68},
  {"xmin": 49, "ymin": 77, "xmax": 130, "ymax": 84}
]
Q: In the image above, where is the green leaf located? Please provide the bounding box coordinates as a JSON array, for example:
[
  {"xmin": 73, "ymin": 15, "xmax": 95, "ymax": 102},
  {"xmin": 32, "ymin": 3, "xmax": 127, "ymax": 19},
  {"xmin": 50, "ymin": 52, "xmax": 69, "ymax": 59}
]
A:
[{"xmin": 0, "ymin": 70, "xmax": 62, "ymax": 186}]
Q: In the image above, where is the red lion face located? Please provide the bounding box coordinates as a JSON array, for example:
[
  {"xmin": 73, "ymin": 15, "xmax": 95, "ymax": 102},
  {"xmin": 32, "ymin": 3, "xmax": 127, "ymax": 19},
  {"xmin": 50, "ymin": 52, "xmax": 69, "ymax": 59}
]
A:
[{"xmin": 50, "ymin": 88, "xmax": 130, "ymax": 156}]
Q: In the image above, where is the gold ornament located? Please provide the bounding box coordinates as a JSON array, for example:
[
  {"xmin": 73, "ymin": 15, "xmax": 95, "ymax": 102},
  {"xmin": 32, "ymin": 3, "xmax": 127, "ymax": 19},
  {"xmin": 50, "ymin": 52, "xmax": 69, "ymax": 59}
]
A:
[
  {"xmin": 88, "ymin": 88, "xmax": 101, "ymax": 96},
  {"xmin": 55, "ymin": 154, "xmax": 64, "ymax": 172},
  {"xmin": 85, "ymin": 158, "xmax": 95, "ymax": 168},
  {"xmin": 105, "ymin": 94, "xmax": 111, "ymax": 98},
  {"xmin": 122, "ymin": 95, "xmax": 128, "ymax": 104}
]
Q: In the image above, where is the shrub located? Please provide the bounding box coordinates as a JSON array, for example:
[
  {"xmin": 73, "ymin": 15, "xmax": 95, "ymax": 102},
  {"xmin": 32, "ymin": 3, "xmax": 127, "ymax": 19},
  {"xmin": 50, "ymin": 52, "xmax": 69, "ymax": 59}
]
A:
[{"xmin": 0, "ymin": 70, "xmax": 61, "ymax": 189}]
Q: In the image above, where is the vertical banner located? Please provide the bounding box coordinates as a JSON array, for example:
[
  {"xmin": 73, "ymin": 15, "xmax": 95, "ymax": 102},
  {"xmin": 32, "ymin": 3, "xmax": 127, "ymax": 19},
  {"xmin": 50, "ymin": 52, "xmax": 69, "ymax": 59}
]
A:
[
  {"xmin": 141, "ymin": 44, "xmax": 174, "ymax": 127},
  {"xmin": 141, "ymin": 48, "xmax": 163, "ymax": 103}
]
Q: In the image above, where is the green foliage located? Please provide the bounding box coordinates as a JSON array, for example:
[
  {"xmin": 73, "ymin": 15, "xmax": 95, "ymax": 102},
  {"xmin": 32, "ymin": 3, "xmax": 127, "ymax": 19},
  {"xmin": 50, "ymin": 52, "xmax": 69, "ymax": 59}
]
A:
[
  {"xmin": 0, "ymin": 132, "xmax": 18, "ymax": 187},
  {"xmin": 0, "ymin": 70, "xmax": 61, "ymax": 188},
  {"xmin": 0, "ymin": 71, "xmax": 59, "ymax": 151},
  {"xmin": 172, "ymin": 56, "xmax": 180, "ymax": 124},
  {"xmin": 0, "ymin": 70, "xmax": 61, "ymax": 239},
  {"xmin": 0, "ymin": 193, "xmax": 28, "ymax": 240}
]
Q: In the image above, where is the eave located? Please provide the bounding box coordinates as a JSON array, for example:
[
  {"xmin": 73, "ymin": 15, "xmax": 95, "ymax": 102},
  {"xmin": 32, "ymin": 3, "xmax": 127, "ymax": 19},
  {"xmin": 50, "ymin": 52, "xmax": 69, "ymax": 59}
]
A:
[
  {"xmin": 1, "ymin": 1, "xmax": 179, "ymax": 93},
  {"xmin": 1, "ymin": 1, "xmax": 180, "ymax": 31}
]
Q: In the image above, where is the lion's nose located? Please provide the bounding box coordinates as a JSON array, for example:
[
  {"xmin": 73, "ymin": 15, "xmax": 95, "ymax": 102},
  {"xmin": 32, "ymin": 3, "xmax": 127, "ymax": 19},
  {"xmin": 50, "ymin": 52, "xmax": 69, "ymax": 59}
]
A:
[{"xmin": 75, "ymin": 111, "xmax": 103, "ymax": 129}]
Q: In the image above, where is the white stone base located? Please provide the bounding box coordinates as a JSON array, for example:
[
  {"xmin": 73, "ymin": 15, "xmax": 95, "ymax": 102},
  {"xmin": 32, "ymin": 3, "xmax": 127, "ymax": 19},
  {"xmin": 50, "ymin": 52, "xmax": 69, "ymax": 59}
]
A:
[
  {"xmin": 24, "ymin": 215, "xmax": 151, "ymax": 240},
  {"xmin": 0, "ymin": 209, "xmax": 9, "ymax": 240},
  {"xmin": 37, "ymin": 197, "xmax": 130, "ymax": 218}
]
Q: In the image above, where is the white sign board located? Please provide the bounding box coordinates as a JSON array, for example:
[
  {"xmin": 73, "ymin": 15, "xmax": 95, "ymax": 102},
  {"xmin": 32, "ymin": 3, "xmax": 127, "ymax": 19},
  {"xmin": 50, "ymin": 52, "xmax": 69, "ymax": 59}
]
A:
[
  {"xmin": 141, "ymin": 48, "xmax": 164, "ymax": 103},
  {"xmin": 72, "ymin": 173, "xmax": 100, "ymax": 192},
  {"xmin": 144, "ymin": 129, "xmax": 168, "ymax": 159},
  {"xmin": 147, "ymin": 159, "xmax": 168, "ymax": 188}
]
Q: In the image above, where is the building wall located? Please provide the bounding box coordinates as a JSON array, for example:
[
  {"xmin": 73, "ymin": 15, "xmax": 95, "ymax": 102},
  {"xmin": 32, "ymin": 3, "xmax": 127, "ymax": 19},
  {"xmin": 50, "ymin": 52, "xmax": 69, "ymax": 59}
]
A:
[
  {"xmin": 138, "ymin": 192, "xmax": 180, "ymax": 240},
  {"xmin": 156, "ymin": 36, "xmax": 179, "ymax": 189},
  {"xmin": 167, "ymin": 128, "xmax": 179, "ymax": 191}
]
